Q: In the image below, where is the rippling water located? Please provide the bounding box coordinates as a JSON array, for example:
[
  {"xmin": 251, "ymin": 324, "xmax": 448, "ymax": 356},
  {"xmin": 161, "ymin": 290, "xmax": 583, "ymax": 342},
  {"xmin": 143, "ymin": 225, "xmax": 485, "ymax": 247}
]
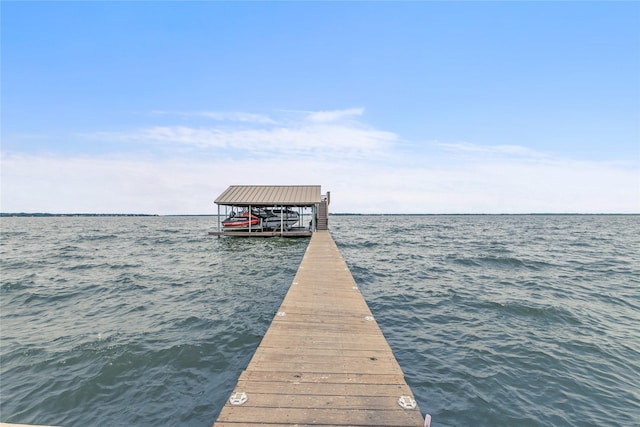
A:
[{"xmin": 1, "ymin": 215, "xmax": 639, "ymax": 426}]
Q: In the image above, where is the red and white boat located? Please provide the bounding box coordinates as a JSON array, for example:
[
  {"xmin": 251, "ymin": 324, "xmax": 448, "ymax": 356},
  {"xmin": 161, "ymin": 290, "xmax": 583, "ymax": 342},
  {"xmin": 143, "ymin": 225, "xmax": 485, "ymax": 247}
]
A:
[{"xmin": 222, "ymin": 212, "xmax": 260, "ymax": 230}]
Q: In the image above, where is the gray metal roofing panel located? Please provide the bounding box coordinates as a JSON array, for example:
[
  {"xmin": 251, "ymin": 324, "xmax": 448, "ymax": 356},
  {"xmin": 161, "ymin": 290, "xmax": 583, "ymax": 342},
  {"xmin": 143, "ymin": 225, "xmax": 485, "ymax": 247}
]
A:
[{"xmin": 215, "ymin": 185, "xmax": 321, "ymax": 206}]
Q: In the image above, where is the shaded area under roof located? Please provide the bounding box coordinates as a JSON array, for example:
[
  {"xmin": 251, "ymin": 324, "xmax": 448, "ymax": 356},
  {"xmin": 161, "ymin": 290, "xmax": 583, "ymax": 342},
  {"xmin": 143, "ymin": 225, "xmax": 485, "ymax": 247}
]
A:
[{"xmin": 215, "ymin": 185, "xmax": 321, "ymax": 207}]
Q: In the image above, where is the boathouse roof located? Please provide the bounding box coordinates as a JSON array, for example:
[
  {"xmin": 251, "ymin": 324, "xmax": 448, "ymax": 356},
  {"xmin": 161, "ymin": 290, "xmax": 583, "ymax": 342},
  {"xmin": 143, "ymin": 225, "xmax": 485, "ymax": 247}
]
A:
[{"xmin": 214, "ymin": 185, "xmax": 321, "ymax": 207}]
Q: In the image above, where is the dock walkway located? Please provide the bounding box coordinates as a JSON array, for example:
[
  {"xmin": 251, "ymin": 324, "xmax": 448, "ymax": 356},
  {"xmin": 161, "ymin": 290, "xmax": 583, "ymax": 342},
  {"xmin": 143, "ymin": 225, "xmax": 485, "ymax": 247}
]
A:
[{"xmin": 214, "ymin": 230, "xmax": 424, "ymax": 426}]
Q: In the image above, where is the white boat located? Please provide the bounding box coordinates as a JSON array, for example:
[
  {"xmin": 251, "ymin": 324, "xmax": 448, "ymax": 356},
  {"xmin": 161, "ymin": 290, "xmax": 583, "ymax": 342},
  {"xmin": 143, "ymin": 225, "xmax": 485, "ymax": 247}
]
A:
[{"xmin": 257, "ymin": 208, "xmax": 300, "ymax": 230}]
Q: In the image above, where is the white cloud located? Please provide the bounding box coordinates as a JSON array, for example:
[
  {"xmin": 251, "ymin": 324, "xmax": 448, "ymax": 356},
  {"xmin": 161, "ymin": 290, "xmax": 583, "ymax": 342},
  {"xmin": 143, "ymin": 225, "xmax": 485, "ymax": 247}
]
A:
[
  {"xmin": 305, "ymin": 108, "xmax": 364, "ymax": 123},
  {"xmin": 436, "ymin": 141, "xmax": 549, "ymax": 158},
  {"xmin": 2, "ymin": 108, "xmax": 638, "ymax": 214},
  {"xmin": 317, "ymin": 156, "xmax": 639, "ymax": 214},
  {"xmin": 151, "ymin": 110, "xmax": 277, "ymax": 124},
  {"xmin": 86, "ymin": 109, "xmax": 396, "ymax": 158},
  {"xmin": 2, "ymin": 150, "xmax": 638, "ymax": 215}
]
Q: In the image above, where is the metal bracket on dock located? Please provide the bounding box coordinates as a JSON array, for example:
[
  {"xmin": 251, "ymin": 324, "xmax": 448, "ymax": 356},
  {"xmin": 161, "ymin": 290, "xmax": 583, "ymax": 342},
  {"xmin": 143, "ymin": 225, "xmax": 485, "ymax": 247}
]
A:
[
  {"xmin": 398, "ymin": 395, "xmax": 417, "ymax": 409},
  {"xmin": 364, "ymin": 316, "xmax": 374, "ymax": 322},
  {"xmin": 229, "ymin": 391, "xmax": 248, "ymax": 405},
  {"xmin": 277, "ymin": 311, "xmax": 286, "ymax": 317}
]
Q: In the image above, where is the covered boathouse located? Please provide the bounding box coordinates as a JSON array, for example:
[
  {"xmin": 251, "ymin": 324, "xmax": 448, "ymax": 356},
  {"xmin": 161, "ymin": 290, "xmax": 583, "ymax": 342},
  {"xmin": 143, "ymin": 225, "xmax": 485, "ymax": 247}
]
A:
[{"xmin": 209, "ymin": 185, "xmax": 329, "ymax": 237}]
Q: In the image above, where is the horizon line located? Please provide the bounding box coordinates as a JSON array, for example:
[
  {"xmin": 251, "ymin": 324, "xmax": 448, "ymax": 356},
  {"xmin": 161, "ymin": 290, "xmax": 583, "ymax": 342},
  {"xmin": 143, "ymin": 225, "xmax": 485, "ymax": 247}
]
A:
[{"xmin": 2, "ymin": 212, "xmax": 638, "ymax": 217}]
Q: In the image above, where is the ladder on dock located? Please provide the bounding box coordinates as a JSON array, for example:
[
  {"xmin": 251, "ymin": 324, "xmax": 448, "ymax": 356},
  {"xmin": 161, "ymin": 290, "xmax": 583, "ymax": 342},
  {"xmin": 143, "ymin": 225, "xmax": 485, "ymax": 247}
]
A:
[
  {"xmin": 213, "ymin": 230, "xmax": 424, "ymax": 426},
  {"xmin": 316, "ymin": 199, "xmax": 328, "ymax": 231}
]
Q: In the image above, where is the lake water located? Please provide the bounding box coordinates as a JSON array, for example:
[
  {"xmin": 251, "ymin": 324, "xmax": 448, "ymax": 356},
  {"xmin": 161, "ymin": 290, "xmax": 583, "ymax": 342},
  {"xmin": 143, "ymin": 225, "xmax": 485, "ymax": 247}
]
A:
[{"xmin": 1, "ymin": 215, "xmax": 638, "ymax": 426}]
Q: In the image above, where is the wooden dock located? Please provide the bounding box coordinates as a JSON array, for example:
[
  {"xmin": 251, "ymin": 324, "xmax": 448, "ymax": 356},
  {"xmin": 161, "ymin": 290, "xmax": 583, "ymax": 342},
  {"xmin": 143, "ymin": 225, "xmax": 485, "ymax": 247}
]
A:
[{"xmin": 214, "ymin": 230, "xmax": 424, "ymax": 426}]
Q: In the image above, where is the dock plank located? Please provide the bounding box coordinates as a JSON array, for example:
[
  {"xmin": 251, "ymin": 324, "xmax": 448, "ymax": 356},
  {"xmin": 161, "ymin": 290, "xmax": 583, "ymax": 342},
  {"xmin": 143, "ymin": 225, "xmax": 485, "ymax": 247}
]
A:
[
  {"xmin": 237, "ymin": 371, "xmax": 410, "ymax": 385},
  {"xmin": 216, "ymin": 407, "xmax": 421, "ymax": 426},
  {"xmin": 213, "ymin": 231, "xmax": 423, "ymax": 426},
  {"xmin": 230, "ymin": 380, "xmax": 416, "ymax": 397}
]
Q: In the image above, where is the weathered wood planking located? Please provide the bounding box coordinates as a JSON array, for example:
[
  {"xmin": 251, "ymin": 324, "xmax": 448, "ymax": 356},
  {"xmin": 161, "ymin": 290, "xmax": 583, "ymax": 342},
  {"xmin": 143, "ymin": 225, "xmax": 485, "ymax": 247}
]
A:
[{"xmin": 213, "ymin": 230, "xmax": 423, "ymax": 426}]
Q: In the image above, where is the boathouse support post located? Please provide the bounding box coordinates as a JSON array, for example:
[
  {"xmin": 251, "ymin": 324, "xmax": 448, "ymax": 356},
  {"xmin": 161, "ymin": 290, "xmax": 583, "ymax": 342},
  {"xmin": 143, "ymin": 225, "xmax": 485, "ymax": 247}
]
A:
[
  {"xmin": 312, "ymin": 204, "xmax": 317, "ymax": 232},
  {"xmin": 217, "ymin": 204, "xmax": 221, "ymax": 236},
  {"xmin": 280, "ymin": 204, "xmax": 284, "ymax": 237}
]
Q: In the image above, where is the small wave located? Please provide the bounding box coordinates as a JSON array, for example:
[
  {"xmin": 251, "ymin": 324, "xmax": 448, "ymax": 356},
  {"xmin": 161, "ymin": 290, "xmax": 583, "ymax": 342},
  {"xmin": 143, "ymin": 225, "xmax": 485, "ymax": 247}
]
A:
[
  {"xmin": 81, "ymin": 234, "xmax": 119, "ymax": 241},
  {"xmin": 0, "ymin": 274, "xmax": 36, "ymax": 292},
  {"xmin": 471, "ymin": 256, "xmax": 527, "ymax": 268},
  {"xmin": 481, "ymin": 299, "xmax": 582, "ymax": 326},
  {"xmin": 108, "ymin": 262, "xmax": 144, "ymax": 270},
  {"xmin": 66, "ymin": 262, "xmax": 110, "ymax": 271},
  {"xmin": 23, "ymin": 289, "xmax": 85, "ymax": 306},
  {"xmin": 451, "ymin": 257, "xmax": 482, "ymax": 267}
]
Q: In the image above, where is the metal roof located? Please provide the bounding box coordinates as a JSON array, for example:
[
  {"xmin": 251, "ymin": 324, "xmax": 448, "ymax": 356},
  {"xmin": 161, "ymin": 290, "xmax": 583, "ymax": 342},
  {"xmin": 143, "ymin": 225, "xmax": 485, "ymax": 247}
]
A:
[{"xmin": 215, "ymin": 185, "xmax": 321, "ymax": 207}]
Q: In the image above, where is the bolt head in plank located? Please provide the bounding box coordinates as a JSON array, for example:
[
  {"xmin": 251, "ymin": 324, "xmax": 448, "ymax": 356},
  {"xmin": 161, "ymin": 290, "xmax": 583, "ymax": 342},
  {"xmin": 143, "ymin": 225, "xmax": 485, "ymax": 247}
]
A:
[
  {"xmin": 229, "ymin": 391, "xmax": 248, "ymax": 405},
  {"xmin": 398, "ymin": 395, "xmax": 417, "ymax": 409}
]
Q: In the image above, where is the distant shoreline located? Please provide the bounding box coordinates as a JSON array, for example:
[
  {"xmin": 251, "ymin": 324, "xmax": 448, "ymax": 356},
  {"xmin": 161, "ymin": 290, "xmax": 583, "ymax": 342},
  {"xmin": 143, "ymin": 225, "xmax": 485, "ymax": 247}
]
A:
[
  {"xmin": 1, "ymin": 212, "xmax": 637, "ymax": 217},
  {"xmin": 330, "ymin": 213, "xmax": 640, "ymax": 216},
  {"xmin": 0, "ymin": 213, "xmax": 160, "ymax": 217}
]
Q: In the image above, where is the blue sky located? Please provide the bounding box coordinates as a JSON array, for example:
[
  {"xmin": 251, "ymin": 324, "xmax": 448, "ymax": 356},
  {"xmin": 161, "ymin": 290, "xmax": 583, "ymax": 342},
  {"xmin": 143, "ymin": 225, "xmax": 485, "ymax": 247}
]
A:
[{"xmin": 2, "ymin": 1, "xmax": 639, "ymax": 214}]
